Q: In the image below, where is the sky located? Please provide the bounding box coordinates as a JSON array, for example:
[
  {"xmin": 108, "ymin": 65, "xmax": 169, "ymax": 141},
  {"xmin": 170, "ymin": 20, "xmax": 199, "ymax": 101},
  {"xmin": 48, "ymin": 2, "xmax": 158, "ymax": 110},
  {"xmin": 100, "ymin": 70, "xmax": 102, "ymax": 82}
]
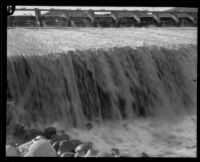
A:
[{"xmin": 13, "ymin": 6, "xmax": 174, "ymax": 15}]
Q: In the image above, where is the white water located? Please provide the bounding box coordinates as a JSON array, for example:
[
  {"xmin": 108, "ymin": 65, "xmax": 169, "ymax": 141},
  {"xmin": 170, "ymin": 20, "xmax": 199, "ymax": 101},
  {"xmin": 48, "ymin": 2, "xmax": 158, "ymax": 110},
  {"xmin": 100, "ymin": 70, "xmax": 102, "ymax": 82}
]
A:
[{"xmin": 34, "ymin": 114, "xmax": 195, "ymax": 157}]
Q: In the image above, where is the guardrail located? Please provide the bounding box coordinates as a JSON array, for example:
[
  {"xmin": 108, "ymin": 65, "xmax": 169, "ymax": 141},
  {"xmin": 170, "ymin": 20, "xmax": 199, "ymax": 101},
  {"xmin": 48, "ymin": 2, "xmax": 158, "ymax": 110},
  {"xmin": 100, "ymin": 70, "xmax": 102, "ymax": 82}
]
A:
[{"xmin": 7, "ymin": 8, "xmax": 197, "ymax": 27}]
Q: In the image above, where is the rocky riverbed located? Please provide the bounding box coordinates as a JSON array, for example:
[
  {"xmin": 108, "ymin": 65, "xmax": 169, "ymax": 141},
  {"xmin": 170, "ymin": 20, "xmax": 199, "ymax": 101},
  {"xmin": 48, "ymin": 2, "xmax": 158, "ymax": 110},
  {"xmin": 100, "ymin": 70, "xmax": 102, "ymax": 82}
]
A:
[
  {"xmin": 6, "ymin": 114, "xmax": 196, "ymax": 157},
  {"xmin": 6, "ymin": 125, "xmax": 123, "ymax": 157}
]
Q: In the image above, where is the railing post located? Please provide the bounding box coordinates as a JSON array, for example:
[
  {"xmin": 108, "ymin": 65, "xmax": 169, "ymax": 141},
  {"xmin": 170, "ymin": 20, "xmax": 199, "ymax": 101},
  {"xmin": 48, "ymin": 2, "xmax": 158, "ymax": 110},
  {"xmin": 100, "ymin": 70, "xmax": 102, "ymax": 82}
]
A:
[
  {"xmin": 111, "ymin": 11, "xmax": 119, "ymax": 27},
  {"xmin": 152, "ymin": 12, "xmax": 161, "ymax": 26},
  {"xmin": 170, "ymin": 12, "xmax": 180, "ymax": 26},
  {"xmin": 35, "ymin": 8, "xmax": 41, "ymax": 27},
  {"xmin": 88, "ymin": 10, "xmax": 95, "ymax": 27}
]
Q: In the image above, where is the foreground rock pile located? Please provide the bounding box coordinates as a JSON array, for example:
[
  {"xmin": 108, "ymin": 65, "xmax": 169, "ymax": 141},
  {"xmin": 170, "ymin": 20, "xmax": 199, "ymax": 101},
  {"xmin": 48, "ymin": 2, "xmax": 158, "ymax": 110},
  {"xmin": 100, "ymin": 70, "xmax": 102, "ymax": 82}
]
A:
[{"xmin": 6, "ymin": 126, "xmax": 124, "ymax": 157}]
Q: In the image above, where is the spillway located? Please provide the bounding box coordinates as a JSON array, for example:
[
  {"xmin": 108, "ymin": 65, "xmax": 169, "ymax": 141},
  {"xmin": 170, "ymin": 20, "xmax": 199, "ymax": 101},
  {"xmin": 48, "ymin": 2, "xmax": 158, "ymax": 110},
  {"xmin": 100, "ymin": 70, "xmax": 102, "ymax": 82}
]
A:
[{"xmin": 7, "ymin": 27, "xmax": 197, "ymax": 157}]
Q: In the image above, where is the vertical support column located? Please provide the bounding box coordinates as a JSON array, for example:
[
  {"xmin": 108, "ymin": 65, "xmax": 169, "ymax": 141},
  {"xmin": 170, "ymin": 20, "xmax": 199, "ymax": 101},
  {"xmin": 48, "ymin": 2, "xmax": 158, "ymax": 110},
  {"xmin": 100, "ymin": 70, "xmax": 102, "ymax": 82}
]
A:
[
  {"xmin": 88, "ymin": 10, "xmax": 95, "ymax": 27},
  {"xmin": 170, "ymin": 12, "xmax": 180, "ymax": 26},
  {"xmin": 187, "ymin": 13, "xmax": 195, "ymax": 23},
  {"xmin": 35, "ymin": 8, "xmax": 41, "ymax": 27},
  {"xmin": 192, "ymin": 12, "xmax": 198, "ymax": 26},
  {"xmin": 152, "ymin": 12, "xmax": 161, "ymax": 26},
  {"xmin": 111, "ymin": 11, "xmax": 119, "ymax": 27},
  {"xmin": 132, "ymin": 12, "xmax": 141, "ymax": 24}
]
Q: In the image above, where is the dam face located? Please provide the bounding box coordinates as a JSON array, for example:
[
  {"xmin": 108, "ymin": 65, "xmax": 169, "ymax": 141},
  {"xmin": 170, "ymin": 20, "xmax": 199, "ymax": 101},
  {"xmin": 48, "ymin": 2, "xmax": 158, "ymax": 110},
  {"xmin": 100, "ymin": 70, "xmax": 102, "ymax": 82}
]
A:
[
  {"xmin": 6, "ymin": 27, "xmax": 197, "ymax": 157},
  {"xmin": 7, "ymin": 45, "xmax": 197, "ymax": 125}
]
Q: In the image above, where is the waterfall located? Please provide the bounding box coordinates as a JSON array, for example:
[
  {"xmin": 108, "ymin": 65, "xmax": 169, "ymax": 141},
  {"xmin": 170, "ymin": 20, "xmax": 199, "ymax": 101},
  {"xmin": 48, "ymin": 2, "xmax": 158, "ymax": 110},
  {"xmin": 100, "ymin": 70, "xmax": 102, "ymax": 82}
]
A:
[{"xmin": 7, "ymin": 45, "xmax": 197, "ymax": 129}]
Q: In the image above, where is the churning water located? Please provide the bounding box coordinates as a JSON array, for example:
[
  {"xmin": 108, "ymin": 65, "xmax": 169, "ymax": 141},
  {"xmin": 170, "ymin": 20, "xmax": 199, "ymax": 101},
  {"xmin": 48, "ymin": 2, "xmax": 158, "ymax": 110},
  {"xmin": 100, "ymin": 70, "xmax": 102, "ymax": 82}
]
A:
[{"xmin": 7, "ymin": 44, "xmax": 197, "ymax": 157}]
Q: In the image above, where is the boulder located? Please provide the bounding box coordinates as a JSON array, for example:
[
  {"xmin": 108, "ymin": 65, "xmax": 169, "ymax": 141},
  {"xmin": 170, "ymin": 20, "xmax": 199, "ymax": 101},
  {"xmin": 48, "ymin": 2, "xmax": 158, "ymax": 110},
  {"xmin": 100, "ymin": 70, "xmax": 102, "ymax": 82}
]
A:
[
  {"xmin": 51, "ymin": 134, "xmax": 70, "ymax": 142},
  {"xmin": 6, "ymin": 145, "xmax": 20, "ymax": 157},
  {"xmin": 22, "ymin": 140, "xmax": 57, "ymax": 157},
  {"xmin": 75, "ymin": 142, "xmax": 93, "ymax": 153},
  {"xmin": 34, "ymin": 135, "xmax": 47, "ymax": 141},
  {"xmin": 48, "ymin": 139, "xmax": 54, "ymax": 145},
  {"xmin": 43, "ymin": 127, "xmax": 56, "ymax": 139},
  {"xmin": 58, "ymin": 140, "xmax": 75, "ymax": 155},
  {"xmin": 68, "ymin": 139, "xmax": 82, "ymax": 148},
  {"xmin": 51, "ymin": 134, "xmax": 60, "ymax": 140},
  {"xmin": 58, "ymin": 134, "xmax": 70, "ymax": 141},
  {"xmin": 52, "ymin": 141, "xmax": 60, "ymax": 152},
  {"xmin": 75, "ymin": 142, "xmax": 93, "ymax": 157},
  {"xmin": 48, "ymin": 135, "xmax": 60, "ymax": 144},
  {"xmin": 17, "ymin": 140, "xmax": 34, "ymax": 156}
]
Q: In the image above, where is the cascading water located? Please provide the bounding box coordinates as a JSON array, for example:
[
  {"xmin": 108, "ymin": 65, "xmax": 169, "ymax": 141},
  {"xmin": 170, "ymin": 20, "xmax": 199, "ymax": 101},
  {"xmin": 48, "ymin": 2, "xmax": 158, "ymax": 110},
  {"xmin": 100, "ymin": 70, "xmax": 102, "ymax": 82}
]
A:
[{"xmin": 7, "ymin": 45, "xmax": 197, "ymax": 127}]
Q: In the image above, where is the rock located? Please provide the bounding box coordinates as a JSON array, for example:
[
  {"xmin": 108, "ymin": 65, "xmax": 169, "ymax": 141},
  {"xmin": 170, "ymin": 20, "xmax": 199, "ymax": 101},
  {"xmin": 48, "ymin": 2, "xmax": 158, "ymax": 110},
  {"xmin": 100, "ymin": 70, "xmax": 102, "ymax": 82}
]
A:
[
  {"xmin": 17, "ymin": 140, "xmax": 35, "ymax": 156},
  {"xmin": 74, "ymin": 152, "xmax": 79, "ymax": 157},
  {"xmin": 48, "ymin": 139, "xmax": 54, "ymax": 145},
  {"xmin": 57, "ymin": 140, "xmax": 75, "ymax": 155},
  {"xmin": 51, "ymin": 134, "xmax": 60, "ymax": 139},
  {"xmin": 68, "ymin": 139, "xmax": 82, "ymax": 148},
  {"xmin": 111, "ymin": 148, "xmax": 120, "ymax": 157},
  {"xmin": 60, "ymin": 152, "xmax": 74, "ymax": 157},
  {"xmin": 51, "ymin": 134, "xmax": 70, "ymax": 142},
  {"xmin": 34, "ymin": 135, "xmax": 47, "ymax": 141},
  {"xmin": 44, "ymin": 127, "xmax": 56, "ymax": 139},
  {"xmin": 75, "ymin": 142, "xmax": 93, "ymax": 157},
  {"xmin": 59, "ymin": 134, "xmax": 70, "ymax": 141},
  {"xmin": 75, "ymin": 142, "xmax": 93, "ymax": 152},
  {"xmin": 84, "ymin": 149, "xmax": 99, "ymax": 157},
  {"xmin": 49, "ymin": 134, "xmax": 60, "ymax": 144},
  {"xmin": 49, "ymin": 134, "xmax": 70, "ymax": 146},
  {"xmin": 6, "ymin": 145, "xmax": 20, "ymax": 157},
  {"xmin": 23, "ymin": 140, "xmax": 57, "ymax": 157},
  {"xmin": 141, "ymin": 152, "xmax": 149, "ymax": 157},
  {"xmin": 52, "ymin": 141, "xmax": 60, "ymax": 152}
]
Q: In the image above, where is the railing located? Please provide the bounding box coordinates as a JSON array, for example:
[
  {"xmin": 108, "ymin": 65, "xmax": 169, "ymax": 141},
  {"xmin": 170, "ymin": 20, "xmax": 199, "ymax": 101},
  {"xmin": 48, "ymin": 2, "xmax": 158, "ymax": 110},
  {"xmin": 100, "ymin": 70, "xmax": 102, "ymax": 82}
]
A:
[{"xmin": 7, "ymin": 8, "xmax": 197, "ymax": 27}]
